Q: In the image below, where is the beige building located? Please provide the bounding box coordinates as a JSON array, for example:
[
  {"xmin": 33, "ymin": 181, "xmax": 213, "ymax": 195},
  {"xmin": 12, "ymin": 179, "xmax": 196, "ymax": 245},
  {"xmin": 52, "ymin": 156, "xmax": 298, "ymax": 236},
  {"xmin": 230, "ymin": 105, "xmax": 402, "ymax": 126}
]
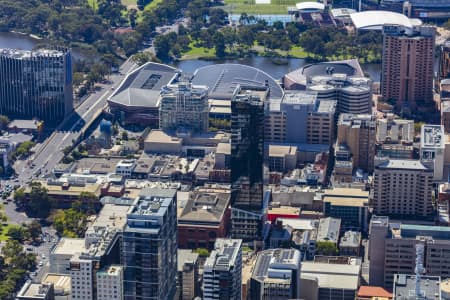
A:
[
  {"xmin": 381, "ymin": 25, "xmax": 435, "ymax": 113},
  {"xmin": 268, "ymin": 145, "xmax": 297, "ymax": 173},
  {"xmin": 177, "ymin": 250, "xmax": 200, "ymax": 300},
  {"xmin": 442, "ymin": 101, "xmax": 450, "ymax": 134},
  {"xmin": 337, "ymin": 113, "xmax": 376, "ymax": 172},
  {"xmin": 372, "ymin": 158, "xmax": 434, "ymax": 218},
  {"xmin": 369, "ymin": 216, "xmax": 450, "ymax": 287}
]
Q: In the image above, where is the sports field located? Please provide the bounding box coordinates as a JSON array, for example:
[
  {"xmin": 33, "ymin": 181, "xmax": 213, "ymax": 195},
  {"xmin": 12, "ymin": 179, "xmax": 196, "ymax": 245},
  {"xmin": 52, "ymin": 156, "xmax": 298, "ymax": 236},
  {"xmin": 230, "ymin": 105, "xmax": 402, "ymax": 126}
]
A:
[{"xmin": 224, "ymin": 0, "xmax": 309, "ymax": 15}]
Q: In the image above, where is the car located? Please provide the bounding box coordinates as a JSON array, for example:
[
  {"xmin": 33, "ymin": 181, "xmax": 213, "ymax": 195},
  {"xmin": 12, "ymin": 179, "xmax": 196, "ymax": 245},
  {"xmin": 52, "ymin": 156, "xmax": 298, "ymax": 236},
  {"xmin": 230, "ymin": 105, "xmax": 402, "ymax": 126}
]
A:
[
  {"xmin": 26, "ymin": 247, "xmax": 33, "ymax": 251},
  {"xmin": 38, "ymin": 261, "xmax": 43, "ymax": 267},
  {"xmin": 31, "ymin": 272, "xmax": 37, "ymax": 276},
  {"xmin": 42, "ymin": 255, "xmax": 46, "ymax": 259}
]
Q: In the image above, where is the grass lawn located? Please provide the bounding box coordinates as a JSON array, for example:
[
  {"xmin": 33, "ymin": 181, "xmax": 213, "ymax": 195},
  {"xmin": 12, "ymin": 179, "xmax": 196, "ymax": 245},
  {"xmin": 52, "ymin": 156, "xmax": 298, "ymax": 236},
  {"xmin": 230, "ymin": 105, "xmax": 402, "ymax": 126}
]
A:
[
  {"xmin": 121, "ymin": 0, "xmax": 137, "ymax": 6},
  {"xmin": 0, "ymin": 223, "xmax": 13, "ymax": 242},
  {"xmin": 181, "ymin": 41, "xmax": 216, "ymax": 60},
  {"xmin": 224, "ymin": 0, "xmax": 310, "ymax": 15},
  {"xmin": 87, "ymin": 0, "xmax": 98, "ymax": 11}
]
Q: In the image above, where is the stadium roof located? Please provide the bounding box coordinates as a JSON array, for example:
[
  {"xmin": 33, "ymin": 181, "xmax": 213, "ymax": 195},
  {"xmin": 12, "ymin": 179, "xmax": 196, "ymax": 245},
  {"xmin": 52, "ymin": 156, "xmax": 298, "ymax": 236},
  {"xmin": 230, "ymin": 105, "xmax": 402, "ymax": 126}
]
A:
[
  {"xmin": 295, "ymin": 2, "xmax": 325, "ymax": 11},
  {"xmin": 191, "ymin": 64, "xmax": 284, "ymax": 99},
  {"xmin": 350, "ymin": 10, "xmax": 422, "ymax": 30},
  {"xmin": 108, "ymin": 62, "xmax": 179, "ymax": 108}
]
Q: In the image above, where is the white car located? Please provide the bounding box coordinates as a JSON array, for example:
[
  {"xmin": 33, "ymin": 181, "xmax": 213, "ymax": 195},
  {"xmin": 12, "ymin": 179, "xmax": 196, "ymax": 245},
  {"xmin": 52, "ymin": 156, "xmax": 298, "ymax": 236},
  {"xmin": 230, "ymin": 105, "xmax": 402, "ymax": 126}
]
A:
[{"xmin": 38, "ymin": 261, "xmax": 43, "ymax": 267}]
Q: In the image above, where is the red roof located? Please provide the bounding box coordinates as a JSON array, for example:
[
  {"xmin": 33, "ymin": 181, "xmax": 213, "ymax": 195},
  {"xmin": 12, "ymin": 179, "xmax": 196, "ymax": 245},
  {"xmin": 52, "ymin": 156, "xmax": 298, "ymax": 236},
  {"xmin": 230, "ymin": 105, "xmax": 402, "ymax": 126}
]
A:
[{"xmin": 357, "ymin": 286, "xmax": 393, "ymax": 298}]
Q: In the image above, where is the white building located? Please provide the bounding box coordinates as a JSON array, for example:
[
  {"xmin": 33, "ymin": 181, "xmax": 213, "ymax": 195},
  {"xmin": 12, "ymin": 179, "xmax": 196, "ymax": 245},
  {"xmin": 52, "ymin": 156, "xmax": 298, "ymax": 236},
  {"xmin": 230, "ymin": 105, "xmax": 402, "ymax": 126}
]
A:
[
  {"xmin": 115, "ymin": 159, "xmax": 136, "ymax": 177},
  {"xmin": 203, "ymin": 239, "xmax": 242, "ymax": 300},
  {"xmin": 420, "ymin": 124, "xmax": 445, "ymax": 180},
  {"xmin": 69, "ymin": 254, "xmax": 94, "ymax": 300},
  {"xmin": 50, "ymin": 238, "xmax": 86, "ymax": 275},
  {"xmin": 96, "ymin": 265, "xmax": 123, "ymax": 300}
]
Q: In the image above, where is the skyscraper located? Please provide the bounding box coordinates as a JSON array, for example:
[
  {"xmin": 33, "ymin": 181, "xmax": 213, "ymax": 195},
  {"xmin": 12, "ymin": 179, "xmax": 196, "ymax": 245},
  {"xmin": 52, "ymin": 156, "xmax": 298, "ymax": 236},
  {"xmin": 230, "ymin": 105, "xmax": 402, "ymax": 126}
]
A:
[
  {"xmin": 381, "ymin": 25, "xmax": 435, "ymax": 113},
  {"xmin": 230, "ymin": 86, "xmax": 265, "ymax": 240},
  {"xmin": 0, "ymin": 47, "xmax": 73, "ymax": 123},
  {"xmin": 122, "ymin": 188, "xmax": 178, "ymax": 300}
]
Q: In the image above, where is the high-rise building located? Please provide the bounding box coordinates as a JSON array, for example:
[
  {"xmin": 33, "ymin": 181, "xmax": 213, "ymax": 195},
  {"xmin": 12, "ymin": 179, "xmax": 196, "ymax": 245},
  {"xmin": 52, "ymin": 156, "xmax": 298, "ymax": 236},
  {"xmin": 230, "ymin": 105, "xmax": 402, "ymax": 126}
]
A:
[
  {"xmin": 230, "ymin": 87, "xmax": 265, "ymax": 240},
  {"xmin": 369, "ymin": 216, "xmax": 450, "ymax": 287},
  {"xmin": 177, "ymin": 250, "xmax": 200, "ymax": 300},
  {"xmin": 372, "ymin": 158, "xmax": 434, "ymax": 218},
  {"xmin": 203, "ymin": 238, "xmax": 242, "ymax": 300},
  {"xmin": 337, "ymin": 113, "xmax": 376, "ymax": 172},
  {"xmin": 440, "ymin": 41, "xmax": 450, "ymax": 79},
  {"xmin": 420, "ymin": 124, "xmax": 445, "ymax": 180},
  {"xmin": 265, "ymin": 91, "xmax": 336, "ymax": 145},
  {"xmin": 250, "ymin": 248, "xmax": 301, "ymax": 300},
  {"xmin": 381, "ymin": 25, "xmax": 435, "ymax": 113},
  {"xmin": 122, "ymin": 188, "xmax": 178, "ymax": 300},
  {"xmin": 159, "ymin": 82, "xmax": 209, "ymax": 133},
  {"xmin": 0, "ymin": 47, "xmax": 73, "ymax": 123}
]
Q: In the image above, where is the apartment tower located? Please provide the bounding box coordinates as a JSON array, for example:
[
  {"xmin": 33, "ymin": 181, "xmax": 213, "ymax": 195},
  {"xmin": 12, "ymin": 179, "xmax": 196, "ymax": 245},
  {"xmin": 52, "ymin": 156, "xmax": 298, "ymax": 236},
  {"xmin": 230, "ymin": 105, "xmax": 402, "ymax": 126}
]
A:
[{"xmin": 381, "ymin": 25, "xmax": 435, "ymax": 113}]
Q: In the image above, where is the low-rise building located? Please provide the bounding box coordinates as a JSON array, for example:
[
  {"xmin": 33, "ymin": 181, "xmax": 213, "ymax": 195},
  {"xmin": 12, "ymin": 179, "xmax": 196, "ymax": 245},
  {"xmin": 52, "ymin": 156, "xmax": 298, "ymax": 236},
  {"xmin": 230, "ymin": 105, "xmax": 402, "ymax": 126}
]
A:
[
  {"xmin": 17, "ymin": 282, "xmax": 54, "ymax": 300},
  {"xmin": 393, "ymin": 274, "xmax": 442, "ymax": 300},
  {"xmin": 356, "ymin": 286, "xmax": 392, "ymax": 300},
  {"xmin": 115, "ymin": 159, "xmax": 136, "ymax": 178},
  {"xmin": 50, "ymin": 238, "xmax": 86, "ymax": 274},
  {"xmin": 301, "ymin": 257, "xmax": 361, "ymax": 300},
  {"xmin": 178, "ymin": 185, "xmax": 231, "ymax": 250},
  {"xmin": 339, "ymin": 231, "xmax": 361, "ymax": 256},
  {"xmin": 317, "ymin": 217, "xmax": 341, "ymax": 244}
]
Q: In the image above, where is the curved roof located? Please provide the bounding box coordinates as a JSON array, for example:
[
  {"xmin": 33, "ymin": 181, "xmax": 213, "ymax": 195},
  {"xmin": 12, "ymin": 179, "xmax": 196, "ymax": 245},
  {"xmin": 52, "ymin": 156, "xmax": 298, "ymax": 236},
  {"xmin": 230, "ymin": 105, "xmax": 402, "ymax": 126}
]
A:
[
  {"xmin": 296, "ymin": 2, "xmax": 325, "ymax": 11},
  {"xmin": 191, "ymin": 64, "xmax": 284, "ymax": 99},
  {"xmin": 108, "ymin": 62, "xmax": 178, "ymax": 108},
  {"xmin": 350, "ymin": 10, "xmax": 422, "ymax": 30}
]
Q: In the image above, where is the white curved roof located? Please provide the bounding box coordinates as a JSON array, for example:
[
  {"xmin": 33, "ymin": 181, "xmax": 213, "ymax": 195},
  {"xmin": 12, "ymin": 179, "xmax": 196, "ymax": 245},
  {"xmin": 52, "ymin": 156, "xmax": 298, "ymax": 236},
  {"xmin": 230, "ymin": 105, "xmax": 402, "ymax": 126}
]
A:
[
  {"xmin": 296, "ymin": 2, "xmax": 325, "ymax": 11},
  {"xmin": 350, "ymin": 10, "xmax": 422, "ymax": 30}
]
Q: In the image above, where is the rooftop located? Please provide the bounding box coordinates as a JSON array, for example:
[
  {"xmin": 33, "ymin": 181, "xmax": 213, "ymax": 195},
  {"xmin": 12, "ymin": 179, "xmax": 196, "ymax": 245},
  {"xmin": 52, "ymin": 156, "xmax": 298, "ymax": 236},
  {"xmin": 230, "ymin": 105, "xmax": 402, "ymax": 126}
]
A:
[
  {"xmin": 393, "ymin": 274, "xmax": 441, "ymax": 300},
  {"xmin": 216, "ymin": 142, "xmax": 231, "ymax": 155},
  {"xmin": 421, "ymin": 124, "xmax": 445, "ymax": 149},
  {"xmin": 52, "ymin": 238, "xmax": 86, "ymax": 256},
  {"xmin": 339, "ymin": 231, "xmax": 361, "ymax": 248},
  {"xmin": 191, "ymin": 64, "xmax": 283, "ymax": 100},
  {"xmin": 204, "ymin": 239, "xmax": 242, "ymax": 271},
  {"xmin": 323, "ymin": 196, "xmax": 368, "ymax": 207},
  {"xmin": 97, "ymin": 265, "xmax": 123, "ymax": 277},
  {"xmin": 17, "ymin": 282, "xmax": 52, "ymax": 299},
  {"xmin": 42, "ymin": 273, "xmax": 71, "ymax": 294},
  {"xmin": 301, "ymin": 261, "xmax": 360, "ymax": 290},
  {"xmin": 8, "ymin": 119, "xmax": 42, "ymax": 130},
  {"xmin": 0, "ymin": 48, "xmax": 67, "ymax": 59},
  {"xmin": 108, "ymin": 62, "xmax": 178, "ymax": 108},
  {"xmin": 144, "ymin": 129, "xmax": 183, "ymax": 145},
  {"xmin": 317, "ymin": 217, "xmax": 341, "ymax": 243},
  {"xmin": 269, "ymin": 145, "xmax": 297, "ymax": 157},
  {"xmin": 376, "ymin": 159, "xmax": 429, "ymax": 170},
  {"xmin": 323, "ymin": 187, "xmax": 369, "ymax": 199},
  {"xmin": 357, "ymin": 286, "xmax": 393, "ymax": 298},
  {"xmin": 178, "ymin": 189, "xmax": 231, "ymax": 225},
  {"xmin": 252, "ymin": 248, "xmax": 301, "ymax": 283},
  {"xmin": 178, "ymin": 249, "xmax": 199, "ymax": 272},
  {"xmin": 350, "ymin": 10, "xmax": 422, "ymax": 30}
]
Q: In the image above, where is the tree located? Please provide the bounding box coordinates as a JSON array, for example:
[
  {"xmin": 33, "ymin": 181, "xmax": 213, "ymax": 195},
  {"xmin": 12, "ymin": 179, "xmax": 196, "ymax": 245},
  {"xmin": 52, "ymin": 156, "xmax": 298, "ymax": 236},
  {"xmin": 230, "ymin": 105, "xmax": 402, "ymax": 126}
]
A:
[
  {"xmin": 26, "ymin": 182, "xmax": 51, "ymax": 218},
  {"xmin": 6, "ymin": 225, "xmax": 29, "ymax": 243},
  {"xmin": 121, "ymin": 131, "xmax": 128, "ymax": 141},
  {"xmin": 194, "ymin": 248, "xmax": 209, "ymax": 257},
  {"xmin": 13, "ymin": 188, "xmax": 25, "ymax": 206},
  {"xmin": 78, "ymin": 191, "xmax": 98, "ymax": 214},
  {"xmin": 316, "ymin": 241, "xmax": 339, "ymax": 256},
  {"xmin": 53, "ymin": 208, "xmax": 87, "ymax": 237},
  {"xmin": 0, "ymin": 115, "xmax": 9, "ymax": 130},
  {"xmin": 27, "ymin": 220, "xmax": 42, "ymax": 242},
  {"xmin": 213, "ymin": 32, "xmax": 226, "ymax": 58}
]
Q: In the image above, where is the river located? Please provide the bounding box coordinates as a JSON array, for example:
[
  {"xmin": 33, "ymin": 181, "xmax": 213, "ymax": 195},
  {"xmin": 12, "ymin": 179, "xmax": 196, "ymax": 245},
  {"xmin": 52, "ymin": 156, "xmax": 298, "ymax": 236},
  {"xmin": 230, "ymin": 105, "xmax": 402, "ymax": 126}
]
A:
[
  {"xmin": 0, "ymin": 32, "xmax": 94, "ymax": 61},
  {"xmin": 0, "ymin": 31, "xmax": 382, "ymax": 81}
]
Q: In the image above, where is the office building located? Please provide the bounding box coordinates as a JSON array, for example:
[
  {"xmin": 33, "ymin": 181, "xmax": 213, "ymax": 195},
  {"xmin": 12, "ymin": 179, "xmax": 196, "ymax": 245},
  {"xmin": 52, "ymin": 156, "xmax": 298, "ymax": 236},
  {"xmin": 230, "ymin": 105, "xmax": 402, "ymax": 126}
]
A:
[
  {"xmin": 123, "ymin": 188, "xmax": 178, "ymax": 300},
  {"xmin": 177, "ymin": 250, "xmax": 200, "ymax": 300},
  {"xmin": 301, "ymin": 257, "xmax": 361, "ymax": 300},
  {"xmin": 441, "ymin": 42, "xmax": 450, "ymax": 79},
  {"xmin": 442, "ymin": 100, "xmax": 450, "ymax": 134},
  {"xmin": 159, "ymin": 82, "xmax": 209, "ymax": 133},
  {"xmin": 322, "ymin": 188, "xmax": 369, "ymax": 232},
  {"xmin": 0, "ymin": 47, "xmax": 73, "ymax": 123},
  {"xmin": 250, "ymin": 248, "xmax": 301, "ymax": 300},
  {"xmin": 381, "ymin": 25, "xmax": 435, "ymax": 113},
  {"xmin": 420, "ymin": 124, "xmax": 445, "ymax": 180},
  {"xmin": 376, "ymin": 115, "xmax": 414, "ymax": 144},
  {"xmin": 369, "ymin": 216, "xmax": 450, "ymax": 287},
  {"xmin": 203, "ymin": 239, "xmax": 242, "ymax": 300},
  {"xmin": 96, "ymin": 265, "xmax": 123, "ymax": 300},
  {"xmin": 317, "ymin": 217, "xmax": 341, "ymax": 244},
  {"xmin": 339, "ymin": 231, "xmax": 361, "ymax": 256},
  {"xmin": 230, "ymin": 87, "xmax": 265, "ymax": 240},
  {"xmin": 337, "ymin": 114, "xmax": 376, "ymax": 172},
  {"xmin": 50, "ymin": 238, "xmax": 86, "ymax": 274},
  {"xmin": 372, "ymin": 158, "xmax": 434, "ymax": 218},
  {"xmin": 266, "ymin": 91, "xmax": 336, "ymax": 145}
]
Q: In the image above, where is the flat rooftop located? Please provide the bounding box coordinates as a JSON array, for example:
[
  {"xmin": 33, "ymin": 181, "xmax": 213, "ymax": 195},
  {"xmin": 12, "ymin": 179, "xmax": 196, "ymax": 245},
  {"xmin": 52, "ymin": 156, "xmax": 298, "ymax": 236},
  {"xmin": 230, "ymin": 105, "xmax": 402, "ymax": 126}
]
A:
[
  {"xmin": 323, "ymin": 187, "xmax": 369, "ymax": 199},
  {"xmin": 301, "ymin": 261, "xmax": 360, "ymax": 290},
  {"xmin": 317, "ymin": 217, "xmax": 341, "ymax": 243},
  {"xmin": 53, "ymin": 238, "xmax": 86, "ymax": 255},
  {"xmin": 269, "ymin": 145, "xmax": 297, "ymax": 157},
  {"xmin": 178, "ymin": 190, "xmax": 231, "ymax": 225},
  {"xmin": 178, "ymin": 249, "xmax": 199, "ymax": 272},
  {"xmin": 42, "ymin": 273, "xmax": 71, "ymax": 293},
  {"xmin": 0, "ymin": 48, "xmax": 66, "ymax": 59},
  {"xmin": 323, "ymin": 196, "xmax": 368, "ymax": 207},
  {"xmin": 421, "ymin": 124, "xmax": 445, "ymax": 149},
  {"xmin": 205, "ymin": 239, "xmax": 242, "ymax": 271},
  {"xmin": 252, "ymin": 248, "xmax": 301, "ymax": 284},
  {"xmin": 376, "ymin": 159, "xmax": 429, "ymax": 170},
  {"xmin": 393, "ymin": 274, "xmax": 441, "ymax": 300},
  {"xmin": 17, "ymin": 282, "xmax": 52, "ymax": 299}
]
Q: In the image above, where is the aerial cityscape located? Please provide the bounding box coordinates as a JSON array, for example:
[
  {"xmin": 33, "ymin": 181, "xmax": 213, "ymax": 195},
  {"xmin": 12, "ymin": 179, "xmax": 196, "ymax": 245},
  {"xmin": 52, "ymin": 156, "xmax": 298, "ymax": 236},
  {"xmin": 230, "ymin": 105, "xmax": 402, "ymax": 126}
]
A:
[{"xmin": 1, "ymin": 0, "xmax": 450, "ymax": 299}]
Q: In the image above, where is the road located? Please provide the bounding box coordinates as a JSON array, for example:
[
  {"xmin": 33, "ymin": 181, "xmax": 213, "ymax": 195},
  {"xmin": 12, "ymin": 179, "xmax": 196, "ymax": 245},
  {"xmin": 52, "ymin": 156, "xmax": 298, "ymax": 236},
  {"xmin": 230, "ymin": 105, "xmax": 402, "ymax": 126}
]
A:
[{"xmin": 12, "ymin": 58, "xmax": 137, "ymax": 186}]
